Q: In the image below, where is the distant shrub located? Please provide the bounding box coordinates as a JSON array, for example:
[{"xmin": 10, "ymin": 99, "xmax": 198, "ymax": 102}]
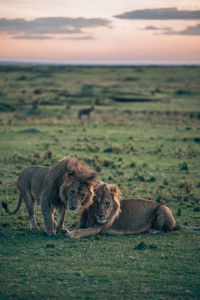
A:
[
  {"xmin": 154, "ymin": 88, "xmax": 161, "ymax": 93},
  {"xmin": 128, "ymin": 144, "xmax": 135, "ymax": 152},
  {"xmin": 0, "ymin": 102, "xmax": 15, "ymax": 112},
  {"xmin": 16, "ymin": 76, "xmax": 27, "ymax": 81},
  {"xmin": 116, "ymin": 168, "xmax": 124, "ymax": 176},
  {"xmin": 175, "ymin": 89, "xmax": 191, "ymax": 95},
  {"xmin": 33, "ymin": 152, "xmax": 41, "ymax": 159},
  {"xmin": 44, "ymin": 143, "xmax": 50, "ymax": 150},
  {"xmin": 134, "ymin": 170, "xmax": 146, "ymax": 182},
  {"xmin": 83, "ymin": 156, "xmax": 102, "ymax": 172},
  {"xmin": 130, "ymin": 162, "xmax": 136, "ymax": 168},
  {"xmin": 179, "ymin": 178, "xmax": 193, "ymax": 193},
  {"xmin": 12, "ymin": 152, "xmax": 20, "ymax": 161},
  {"xmin": 19, "ymin": 128, "xmax": 40, "ymax": 134},
  {"xmin": 134, "ymin": 242, "xmax": 147, "ymax": 250},
  {"xmin": 134, "ymin": 242, "xmax": 157, "ymax": 250},
  {"xmin": 147, "ymin": 176, "xmax": 156, "ymax": 182},
  {"xmin": 142, "ymin": 162, "xmax": 148, "ymax": 168},
  {"xmin": 153, "ymin": 188, "xmax": 171, "ymax": 203},
  {"xmin": 176, "ymin": 208, "xmax": 182, "ymax": 216},
  {"xmin": 133, "ymin": 169, "xmax": 156, "ymax": 182},
  {"xmin": 189, "ymin": 112, "xmax": 194, "ymax": 119},
  {"xmin": 86, "ymin": 144, "xmax": 100, "ymax": 153},
  {"xmin": 45, "ymin": 243, "xmax": 55, "ymax": 248},
  {"xmin": 104, "ymin": 145, "xmax": 121, "ymax": 153},
  {"xmin": 123, "ymin": 77, "xmax": 139, "ymax": 82},
  {"xmin": 180, "ymin": 162, "xmax": 189, "ymax": 171},
  {"xmin": 103, "ymin": 159, "xmax": 114, "ymax": 168},
  {"xmin": 34, "ymin": 88, "xmax": 43, "ymax": 95},
  {"xmin": 174, "ymin": 223, "xmax": 182, "ymax": 230},
  {"xmin": 43, "ymin": 149, "xmax": 53, "ymax": 159},
  {"xmin": 194, "ymin": 202, "xmax": 200, "ymax": 212},
  {"xmin": 187, "ymin": 146, "xmax": 200, "ymax": 157},
  {"xmin": 194, "ymin": 137, "xmax": 200, "ymax": 143},
  {"xmin": 163, "ymin": 177, "xmax": 169, "ymax": 186}
]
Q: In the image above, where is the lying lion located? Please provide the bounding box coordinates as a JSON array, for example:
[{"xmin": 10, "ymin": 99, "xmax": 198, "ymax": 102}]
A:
[
  {"xmin": 66, "ymin": 182, "xmax": 198, "ymax": 239},
  {"xmin": 2, "ymin": 157, "xmax": 97, "ymax": 235}
]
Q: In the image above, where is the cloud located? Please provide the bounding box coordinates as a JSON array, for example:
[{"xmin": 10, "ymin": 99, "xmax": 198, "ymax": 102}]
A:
[
  {"xmin": 61, "ymin": 36, "xmax": 95, "ymax": 40},
  {"xmin": 144, "ymin": 26, "xmax": 171, "ymax": 31},
  {"xmin": 12, "ymin": 34, "xmax": 95, "ymax": 40},
  {"xmin": 13, "ymin": 35, "xmax": 54, "ymax": 40},
  {"xmin": 0, "ymin": 17, "xmax": 110, "ymax": 39},
  {"xmin": 163, "ymin": 24, "xmax": 200, "ymax": 35},
  {"xmin": 115, "ymin": 7, "xmax": 200, "ymax": 20},
  {"xmin": 141, "ymin": 23, "xmax": 200, "ymax": 36}
]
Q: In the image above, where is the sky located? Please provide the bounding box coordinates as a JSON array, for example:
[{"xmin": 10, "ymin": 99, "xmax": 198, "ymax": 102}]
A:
[{"xmin": 0, "ymin": 0, "xmax": 200, "ymax": 64}]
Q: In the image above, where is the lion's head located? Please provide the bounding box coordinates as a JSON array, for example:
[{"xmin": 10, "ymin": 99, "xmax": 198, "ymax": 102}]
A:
[
  {"xmin": 50, "ymin": 157, "xmax": 97, "ymax": 211},
  {"xmin": 92, "ymin": 182, "xmax": 121, "ymax": 226}
]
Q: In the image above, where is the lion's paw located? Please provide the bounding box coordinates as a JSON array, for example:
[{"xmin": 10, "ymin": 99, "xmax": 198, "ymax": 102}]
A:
[{"xmin": 65, "ymin": 231, "xmax": 75, "ymax": 239}]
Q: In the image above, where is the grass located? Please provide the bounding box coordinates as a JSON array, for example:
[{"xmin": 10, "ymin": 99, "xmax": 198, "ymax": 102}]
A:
[{"xmin": 0, "ymin": 65, "xmax": 200, "ymax": 299}]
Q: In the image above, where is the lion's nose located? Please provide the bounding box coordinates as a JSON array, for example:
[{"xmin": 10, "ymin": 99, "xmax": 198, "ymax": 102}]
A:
[
  {"xmin": 98, "ymin": 213, "xmax": 104, "ymax": 218},
  {"xmin": 70, "ymin": 190, "xmax": 76, "ymax": 197},
  {"xmin": 68, "ymin": 205, "xmax": 77, "ymax": 211}
]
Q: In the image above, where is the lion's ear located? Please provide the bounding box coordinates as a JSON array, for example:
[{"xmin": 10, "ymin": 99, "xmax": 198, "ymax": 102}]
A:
[
  {"xmin": 68, "ymin": 170, "xmax": 75, "ymax": 178},
  {"xmin": 84, "ymin": 171, "xmax": 97, "ymax": 184},
  {"xmin": 109, "ymin": 184, "xmax": 121, "ymax": 199}
]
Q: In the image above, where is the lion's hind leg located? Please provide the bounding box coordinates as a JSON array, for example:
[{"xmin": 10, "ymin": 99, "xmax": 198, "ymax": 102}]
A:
[
  {"xmin": 153, "ymin": 205, "xmax": 176, "ymax": 231},
  {"xmin": 23, "ymin": 192, "xmax": 39, "ymax": 230}
]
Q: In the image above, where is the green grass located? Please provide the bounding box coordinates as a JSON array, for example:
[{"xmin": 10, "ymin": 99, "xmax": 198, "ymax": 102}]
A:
[{"xmin": 0, "ymin": 65, "xmax": 200, "ymax": 299}]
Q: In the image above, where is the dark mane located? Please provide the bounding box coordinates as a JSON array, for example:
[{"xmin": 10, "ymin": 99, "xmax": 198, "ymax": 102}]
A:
[{"xmin": 49, "ymin": 157, "xmax": 97, "ymax": 206}]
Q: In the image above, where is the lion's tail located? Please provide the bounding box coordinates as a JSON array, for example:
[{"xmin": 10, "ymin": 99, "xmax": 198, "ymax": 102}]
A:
[
  {"xmin": 2, "ymin": 193, "xmax": 23, "ymax": 215},
  {"xmin": 180, "ymin": 226, "xmax": 200, "ymax": 231}
]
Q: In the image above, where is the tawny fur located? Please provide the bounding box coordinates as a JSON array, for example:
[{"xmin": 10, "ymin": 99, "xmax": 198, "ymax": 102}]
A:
[
  {"xmin": 67, "ymin": 182, "xmax": 176, "ymax": 238},
  {"xmin": 2, "ymin": 157, "xmax": 97, "ymax": 235}
]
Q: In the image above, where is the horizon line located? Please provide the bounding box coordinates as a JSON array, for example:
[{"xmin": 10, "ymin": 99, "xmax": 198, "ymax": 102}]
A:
[{"xmin": 0, "ymin": 59, "xmax": 200, "ymax": 66}]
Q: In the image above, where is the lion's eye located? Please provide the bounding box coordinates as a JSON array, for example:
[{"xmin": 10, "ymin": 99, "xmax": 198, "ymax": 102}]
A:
[
  {"xmin": 105, "ymin": 202, "xmax": 110, "ymax": 207},
  {"xmin": 81, "ymin": 193, "xmax": 86, "ymax": 200},
  {"xmin": 93, "ymin": 200, "xmax": 98, "ymax": 206}
]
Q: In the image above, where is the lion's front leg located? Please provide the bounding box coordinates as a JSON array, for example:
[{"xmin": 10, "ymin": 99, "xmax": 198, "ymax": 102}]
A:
[
  {"xmin": 66, "ymin": 227, "xmax": 101, "ymax": 239},
  {"xmin": 50, "ymin": 206, "xmax": 57, "ymax": 230},
  {"xmin": 55, "ymin": 206, "xmax": 67, "ymax": 233},
  {"xmin": 40, "ymin": 194, "xmax": 56, "ymax": 235}
]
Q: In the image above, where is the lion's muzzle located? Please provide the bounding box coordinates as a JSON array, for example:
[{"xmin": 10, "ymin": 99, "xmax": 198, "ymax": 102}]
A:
[
  {"xmin": 96, "ymin": 218, "xmax": 107, "ymax": 224},
  {"xmin": 68, "ymin": 204, "xmax": 79, "ymax": 211}
]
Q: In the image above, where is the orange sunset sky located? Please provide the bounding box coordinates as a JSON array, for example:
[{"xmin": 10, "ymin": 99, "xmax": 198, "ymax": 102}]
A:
[{"xmin": 0, "ymin": 0, "xmax": 200, "ymax": 64}]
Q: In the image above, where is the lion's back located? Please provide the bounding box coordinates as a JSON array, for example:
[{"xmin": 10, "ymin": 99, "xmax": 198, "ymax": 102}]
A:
[
  {"xmin": 16, "ymin": 165, "xmax": 49, "ymax": 198},
  {"xmin": 111, "ymin": 198, "xmax": 159, "ymax": 231}
]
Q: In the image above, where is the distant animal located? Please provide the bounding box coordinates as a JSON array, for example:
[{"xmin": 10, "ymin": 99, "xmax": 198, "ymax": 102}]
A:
[
  {"xmin": 78, "ymin": 105, "xmax": 95, "ymax": 119},
  {"xmin": 2, "ymin": 157, "xmax": 97, "ymax": 235},
  {"xmin": 66, "ymin": 182, "xmax": 199, "ymax": 239},
  {"xmin": 31, "ymin": 98, "xmax": 41, "ymax": 110}
]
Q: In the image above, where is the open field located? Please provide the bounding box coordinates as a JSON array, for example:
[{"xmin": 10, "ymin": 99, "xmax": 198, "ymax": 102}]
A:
[{"xmin": 0, "ymin": 65, "xmax": 200, "ymax": 299}]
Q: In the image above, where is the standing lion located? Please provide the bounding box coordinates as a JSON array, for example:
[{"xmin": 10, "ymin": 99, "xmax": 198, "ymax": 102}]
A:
[{"xmin": 2, "ymin": 157, "xmax": 97, "ymax": 235}]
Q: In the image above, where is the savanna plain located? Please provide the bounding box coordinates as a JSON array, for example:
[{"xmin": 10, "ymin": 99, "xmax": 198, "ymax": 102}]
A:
[{"xmin": 0, "ymin": 65, "xmax": 200, "ymax": 299}]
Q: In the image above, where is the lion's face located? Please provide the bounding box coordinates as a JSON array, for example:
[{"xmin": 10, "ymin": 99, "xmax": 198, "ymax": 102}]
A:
[
  {"xmin": 93, "ymin": 183, "xmax": 121, "ymax": 224},
  {"xmin": 66, "ymin": 180, "xmax": 94, "ymax": 211},
  {"xmin": 59, "ymin": 172, "xmax": 97, "ymax": 211}
]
